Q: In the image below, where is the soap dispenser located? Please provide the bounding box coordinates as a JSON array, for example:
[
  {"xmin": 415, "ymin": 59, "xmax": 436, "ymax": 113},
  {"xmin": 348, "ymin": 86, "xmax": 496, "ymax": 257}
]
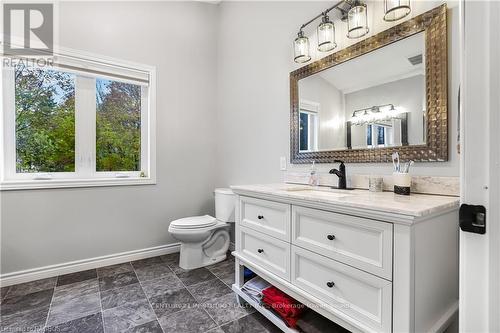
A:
[{"xmin": 308, "ymin": 161, "xmax": 319, "ymax": 186}]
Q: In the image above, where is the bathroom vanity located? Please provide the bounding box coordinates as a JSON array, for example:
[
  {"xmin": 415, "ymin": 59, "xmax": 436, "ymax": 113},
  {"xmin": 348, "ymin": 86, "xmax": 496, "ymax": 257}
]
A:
[{"xmin": 231, "ymin": 184, "xmax": 459, "ymax": 333}]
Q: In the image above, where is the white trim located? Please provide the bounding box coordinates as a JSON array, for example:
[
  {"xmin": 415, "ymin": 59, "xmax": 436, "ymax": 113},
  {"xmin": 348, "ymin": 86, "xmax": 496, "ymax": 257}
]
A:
[
  {"xmin": 299, "ymin": 99, "xmax": 320, "ymax": 113},
  {"xmin": 2, "ymin": 65, "xmax": 15, "ymax": 180},
  {"xmin": 0, "ymin": 177, "xmax": 156, "ymax": 190},
  {"xmin": 75, "ymin": 75, "xmax": 96, "ymax": 178},
  {"xmin": 460, "ymin": 1, "xmax": 495, "ymax": 331},
  {"xmin": 0, "ymin": 243, "xmax": 180, "ymax": 287},
  {"xmin": 299, "ymin": 101, "xmax": 320, "ymax": 152}
]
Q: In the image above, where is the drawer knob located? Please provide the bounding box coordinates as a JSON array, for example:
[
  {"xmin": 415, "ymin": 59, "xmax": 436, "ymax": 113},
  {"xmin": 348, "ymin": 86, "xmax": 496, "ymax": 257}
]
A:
[
  {"xmin": 326, "ymin": 281, "xmax": 335, "ymax": 288},
  {"xmin": 257, "ymin": 248, "xmax": 264, "ymax": 253},
  {"xmin": 258, "ymin": 215, "xmax": 264, "ymax": 220},
  {"xmin": 327, "ymin": 234, "xmax": 336, "ymax": 240}
]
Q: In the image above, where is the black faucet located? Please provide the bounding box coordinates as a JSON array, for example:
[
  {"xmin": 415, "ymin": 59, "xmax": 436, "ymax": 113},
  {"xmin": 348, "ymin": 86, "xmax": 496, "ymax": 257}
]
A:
[{"xmin": 329, "ymin": 160, "xmax": 347, "ymax": 189}]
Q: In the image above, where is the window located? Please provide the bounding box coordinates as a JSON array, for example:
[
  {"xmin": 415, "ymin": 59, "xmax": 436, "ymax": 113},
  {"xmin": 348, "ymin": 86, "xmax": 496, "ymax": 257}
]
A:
[
  {"xmin": 1, "ymin": 51, "xmax": 156, "ymax": 190},
  {"xmin": 377, "ymin": 126, "xmax": 385, "ymax": 145},
  {"xmin": 96, "ymin": 79, "xmax": 141, "ymax": 172},
  {"xmin": 299, "ymin": 100, "xmax": 319, "ymax": 152},
  {"xmin": 367, "ymin": 124, "xmax": 390, "ymax": 147},
  {"xmin": 15, "ymin": 66, "xmax": 76, "ymax": 173},
  {"xmin": 367, "ymin": 124, "xmax": 372, "ymax": 146},
  {"xmin": 299, "ymin": 111, "xmax": 318, "ymax": 151},
  {"xmin": 299, "ymin": 112, "xmax": 310, "ymax": 151}
]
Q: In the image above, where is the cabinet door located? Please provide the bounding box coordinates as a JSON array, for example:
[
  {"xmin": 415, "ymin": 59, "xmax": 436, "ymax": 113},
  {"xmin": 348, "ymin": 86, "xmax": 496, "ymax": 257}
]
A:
[
  {"xmin": 292, "ymin": 245, "xmax": 392, "ymax": 332},
  {"xmin": 240, "ymin": 196, "xmax": 291, "ymax": 241},
  {"xmin": 292, "ymin": 205, "xmax": 393, "ymax": 280}
]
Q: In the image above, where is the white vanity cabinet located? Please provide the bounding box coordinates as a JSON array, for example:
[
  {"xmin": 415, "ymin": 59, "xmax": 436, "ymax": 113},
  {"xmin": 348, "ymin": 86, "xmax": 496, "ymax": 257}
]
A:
[{"xmin": 231, "ymin": 186, "xmax": 459, "ymax": 333}]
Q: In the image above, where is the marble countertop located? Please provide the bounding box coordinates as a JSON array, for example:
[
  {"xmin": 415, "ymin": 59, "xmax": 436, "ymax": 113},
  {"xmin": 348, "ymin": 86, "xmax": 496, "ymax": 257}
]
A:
[{"xmin": 230, "ymin": 183, "xmax": 460, "ymax": 220}]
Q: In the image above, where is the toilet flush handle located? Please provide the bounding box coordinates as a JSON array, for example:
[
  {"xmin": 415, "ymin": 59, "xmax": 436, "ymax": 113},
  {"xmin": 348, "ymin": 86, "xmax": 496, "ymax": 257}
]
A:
[{"xmin": 257, "ymin": 248, "xmax": 264, "ymax": 254}]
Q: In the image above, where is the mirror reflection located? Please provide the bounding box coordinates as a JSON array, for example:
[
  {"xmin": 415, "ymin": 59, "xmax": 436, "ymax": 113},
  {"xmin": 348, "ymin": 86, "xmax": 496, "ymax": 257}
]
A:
[{"xmin": 298, "ymin": 32, "xmax": 426, "ymax": 152}]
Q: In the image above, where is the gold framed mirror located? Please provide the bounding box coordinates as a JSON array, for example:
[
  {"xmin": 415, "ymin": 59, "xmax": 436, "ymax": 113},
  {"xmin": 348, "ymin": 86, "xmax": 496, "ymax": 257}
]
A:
[{"xmin": 290, "ymin": 4, "xmax": 448, "ymax": 163}]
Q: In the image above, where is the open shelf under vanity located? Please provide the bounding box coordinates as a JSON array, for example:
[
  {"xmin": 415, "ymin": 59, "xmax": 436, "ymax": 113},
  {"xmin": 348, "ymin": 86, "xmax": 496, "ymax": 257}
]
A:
[{"xmin": 232, "ymin": 283, "xmax": 300, "ymax": 333}]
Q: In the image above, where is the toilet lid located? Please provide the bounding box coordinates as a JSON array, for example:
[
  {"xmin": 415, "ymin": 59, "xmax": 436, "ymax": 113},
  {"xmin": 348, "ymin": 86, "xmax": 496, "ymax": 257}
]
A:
[{"xmin": 170, "ymin": 215, "xmax": 217, "ymax": 229}]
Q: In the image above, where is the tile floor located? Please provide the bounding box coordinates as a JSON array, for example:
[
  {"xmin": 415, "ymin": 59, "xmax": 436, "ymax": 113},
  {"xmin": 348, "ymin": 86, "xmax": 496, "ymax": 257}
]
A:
[{"xmin": 0, "ymin": 252, "xmax": 281, "ymax": 333}]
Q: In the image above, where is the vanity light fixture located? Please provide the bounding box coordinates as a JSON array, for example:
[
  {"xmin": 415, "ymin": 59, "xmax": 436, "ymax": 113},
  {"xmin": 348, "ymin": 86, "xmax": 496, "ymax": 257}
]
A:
[
  {"xmin": 347, "ymin": 1, "xmax": 369, "ymax": 39},
  {"xmin": 294, "ymin": 30, "xmax": 312, "ymax": 63},
  {"xmin": 295, "ymin": 0, "xmax": 412, "ymax": 63},
  {"xmin": 317, "ymin": 14, "xmax": 337, "ymax": 52},
  {"xmin": 383, "ymin": 0, "xmax": 411, "ymax": 22}
]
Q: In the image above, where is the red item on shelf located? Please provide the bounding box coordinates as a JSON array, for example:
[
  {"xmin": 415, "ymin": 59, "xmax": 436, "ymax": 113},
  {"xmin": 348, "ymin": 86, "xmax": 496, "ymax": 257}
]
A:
[{"xmin": 262, "ymin": 286, "xmax": 306, "ymax": 328}]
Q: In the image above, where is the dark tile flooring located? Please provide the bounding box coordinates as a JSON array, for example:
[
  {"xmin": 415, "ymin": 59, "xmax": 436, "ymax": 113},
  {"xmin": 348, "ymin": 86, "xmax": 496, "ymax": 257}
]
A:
[{"xmin": 0, "ymin": 253, "xmax": 281, "ymax": 333}]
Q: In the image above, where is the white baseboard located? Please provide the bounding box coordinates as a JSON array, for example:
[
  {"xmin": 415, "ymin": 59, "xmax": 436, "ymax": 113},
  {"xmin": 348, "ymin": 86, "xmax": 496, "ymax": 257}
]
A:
[{"xmin": 0, "ymin": 243, "xmax": 180, "ymax": 287}]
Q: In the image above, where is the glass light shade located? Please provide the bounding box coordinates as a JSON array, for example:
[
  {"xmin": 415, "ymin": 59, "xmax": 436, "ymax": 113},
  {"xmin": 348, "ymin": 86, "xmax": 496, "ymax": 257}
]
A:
[
  {"xmin": 317, "ymin": 16, "xmax": 336, "ymax": 52},
  {"xmin": 384, "ymin": 0, "xmax": 411, "ymax": 22},
  {"xmin": 351, "ymin": 105, "xmax": 408, "ymax": 125},
  {"xmin": 347, "ymin": 3, "xmax": 369, "ymax": 39},
  {"xmin": 294, "ymin": 32, "xmax": 311, "ymax": 63}
]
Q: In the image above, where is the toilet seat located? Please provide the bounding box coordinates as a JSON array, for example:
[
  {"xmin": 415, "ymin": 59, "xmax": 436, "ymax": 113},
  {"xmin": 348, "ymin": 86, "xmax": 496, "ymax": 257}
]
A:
[{"xmin": 170, "ymin": 215, "xmax": 217, "ymax": 230}]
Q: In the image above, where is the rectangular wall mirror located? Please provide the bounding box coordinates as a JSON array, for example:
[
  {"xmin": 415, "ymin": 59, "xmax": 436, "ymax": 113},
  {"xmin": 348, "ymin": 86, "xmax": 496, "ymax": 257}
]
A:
[{"xmin": 290, "ymin": 5, "xmax": 448, "ymax": 163}]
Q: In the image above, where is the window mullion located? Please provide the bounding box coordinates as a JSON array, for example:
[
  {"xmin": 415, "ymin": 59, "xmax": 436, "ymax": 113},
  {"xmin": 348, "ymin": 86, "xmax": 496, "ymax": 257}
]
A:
[
  {"xmin": 1, "ymin": 66, "xmax": 16, "ymax": 180},
  {"xmin": 140, "ymin": 86, "xmax": 148, "ymax": 176},
  {"xmin": 75, "ymin": 76, "xmax": 96, "ymax": 178}
]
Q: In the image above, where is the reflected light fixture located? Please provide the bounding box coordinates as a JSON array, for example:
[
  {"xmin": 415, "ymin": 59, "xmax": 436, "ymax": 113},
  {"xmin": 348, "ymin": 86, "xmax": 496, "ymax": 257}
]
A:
[
  {"xmin": 351, "ymin": 104, "xmax": 407, "ymax": 125},
  {"xmin": 383, "ymin": 0, "xmax": 411, "ymax": 22},
  {"xmin": 317, "ymin": 14, "xmax": 336, "ymax": 52},
  {"xmin": 347, "ymin": 1, "xmax": 369, "ymax": 39},
  {"xmin": 294, "ymin": 30, "xmax": 311, "ymax": 63}
]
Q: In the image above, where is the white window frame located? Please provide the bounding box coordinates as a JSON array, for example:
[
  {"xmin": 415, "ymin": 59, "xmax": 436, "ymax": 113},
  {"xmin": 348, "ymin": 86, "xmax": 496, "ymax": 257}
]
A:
[
  {"xmin": 0, "ymin": 49, "xmax": 157, "ymax": 190},
  {"xmin": 299, "ymin": 100, "xmax": 319, "ymax": 152}
]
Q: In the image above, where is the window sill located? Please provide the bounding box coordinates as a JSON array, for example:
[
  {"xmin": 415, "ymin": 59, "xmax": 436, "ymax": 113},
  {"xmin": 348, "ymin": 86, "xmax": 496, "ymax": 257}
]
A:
[{"xmin": 0, "ymin": 177, "xmax": 156, "ymax": 191}]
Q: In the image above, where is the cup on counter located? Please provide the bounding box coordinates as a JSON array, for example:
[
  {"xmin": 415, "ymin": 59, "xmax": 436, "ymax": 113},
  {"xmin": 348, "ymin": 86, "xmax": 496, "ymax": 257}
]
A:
[
  {"xmin": 393, "ymin": 172, "xmax": 411, "ymax": 195},
  {"xmin": 369, "ymin": 176, "xmax": 384, "ymax": 192}
]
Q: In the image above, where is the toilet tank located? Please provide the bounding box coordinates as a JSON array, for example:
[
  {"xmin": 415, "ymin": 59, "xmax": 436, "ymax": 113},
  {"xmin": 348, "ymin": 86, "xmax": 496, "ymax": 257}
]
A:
[{"xmin": 214, "ymin": 188, "xmax": 236, "ymax": 223}]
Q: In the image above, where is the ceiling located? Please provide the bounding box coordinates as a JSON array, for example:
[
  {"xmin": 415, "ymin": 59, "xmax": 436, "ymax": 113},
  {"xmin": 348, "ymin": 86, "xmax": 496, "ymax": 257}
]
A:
[{"xmin": 318, "ymin": 32, "xmax": 425, "ymax": 94}]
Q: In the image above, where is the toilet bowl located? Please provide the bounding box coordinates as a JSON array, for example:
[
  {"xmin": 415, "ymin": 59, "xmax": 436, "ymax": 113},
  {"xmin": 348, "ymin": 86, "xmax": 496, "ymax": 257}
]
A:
[{"xmin": 168, "ymin": 188, "xmax": 236, "ymax": 270}]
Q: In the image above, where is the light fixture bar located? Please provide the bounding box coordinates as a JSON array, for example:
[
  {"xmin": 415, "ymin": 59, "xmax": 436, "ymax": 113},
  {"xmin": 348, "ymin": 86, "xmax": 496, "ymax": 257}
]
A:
[
  {"xmin": 297, "ymin": 0, "xmax": 350, "ymax": 32},
  {"xmin": 352, "ymin": 104, "xmax": 395, "ymax": 117},
  {"xmin": 350, "ymin": 104, "xmax": 408, "ymax": 126}
]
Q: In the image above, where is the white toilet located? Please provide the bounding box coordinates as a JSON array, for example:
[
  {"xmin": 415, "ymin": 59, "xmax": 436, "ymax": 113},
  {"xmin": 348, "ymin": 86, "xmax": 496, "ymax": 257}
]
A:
[{"xmin": 168, "ymin": 188, "xmax": 236, "ymax": 270}]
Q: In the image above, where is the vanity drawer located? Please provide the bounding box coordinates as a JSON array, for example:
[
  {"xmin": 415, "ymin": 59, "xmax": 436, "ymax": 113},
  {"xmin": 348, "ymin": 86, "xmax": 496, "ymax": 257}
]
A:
[
  {"xmin": 292, "ymin": 206, "xmax": 393, "ymax": 280},
  {"xmin": 240, "ymin": 196, "xmax": 291, "ymax": 241},
  {"xmin": 239, "ymin": 226, "xmax": 290, "ymax": 281},
  {"xmin": 292, "ymin": 245, "xmax": 392, "ymax": 332}
]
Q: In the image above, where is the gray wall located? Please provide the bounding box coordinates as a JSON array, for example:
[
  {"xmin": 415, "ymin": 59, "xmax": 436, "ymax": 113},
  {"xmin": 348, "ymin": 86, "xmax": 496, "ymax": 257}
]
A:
[
  {"xmin": 299, "ymin": 75, "xmax": 345, "ymax": 150},
  {"xmin": 1, "ymin": 2, "xmax": 218, "ymax": 274},
  {"xmin": 346, "ymin": 75, "xmax": 426, "ymax": 147},
  {"xmin": 216, "ymin": 1, "xmax": 460, "ymax": 190},
  {"xmin": 1, "ymin": 1, "xmax": 460, "ymax": 275}
]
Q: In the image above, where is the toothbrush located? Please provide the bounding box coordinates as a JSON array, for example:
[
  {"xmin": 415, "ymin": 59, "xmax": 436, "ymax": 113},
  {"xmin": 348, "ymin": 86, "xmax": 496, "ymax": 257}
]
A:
[
  {"xmin": 392, "ymin": 152, "xmax": 400, "ymax": 172},
  {"xmin": 404, "ymin": 160, "xmax": 414, "ymax": 173},
  {"xmin": 391, "ymin": 152, "xmax": 398, "ymax": 172}
]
